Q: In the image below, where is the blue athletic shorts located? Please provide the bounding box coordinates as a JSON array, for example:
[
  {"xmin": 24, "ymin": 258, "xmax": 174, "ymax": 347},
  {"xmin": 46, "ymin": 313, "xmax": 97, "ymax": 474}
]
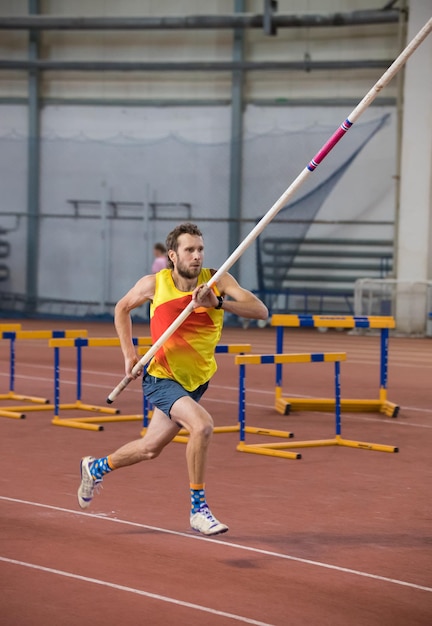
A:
[{"xmin": 142, "ymin": 372, "xmax": 209, "ymax": 418}]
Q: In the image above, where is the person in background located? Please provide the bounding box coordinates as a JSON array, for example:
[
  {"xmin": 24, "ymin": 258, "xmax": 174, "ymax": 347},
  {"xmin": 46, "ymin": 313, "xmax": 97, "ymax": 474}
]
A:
[
  {"xmin": 151, "ymin": 242, "xmax": 168, "ymax": 273},
  {"xmin": 77, "ymin": 222, "xmax": 268, "ymax": 536}
]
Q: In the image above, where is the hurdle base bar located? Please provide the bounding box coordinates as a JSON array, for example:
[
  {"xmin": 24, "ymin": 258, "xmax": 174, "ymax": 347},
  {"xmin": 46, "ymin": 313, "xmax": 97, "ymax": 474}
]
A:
[
  {"xmin": 50, "ymin": 400, "xmax": 126, "ymax": 430},
  {"xmin": 2, "ymin": 400, "xmax": 123, "ymax": 427},
  {"xmin": 179, "ymin": 425, "xmax": 294, "ymax": 439},
  {"xmin": 237, "ymin": 442, "xmax": 301, "ymax": 460},
  {"xmin": 58, "ymin": 401, "xmax": 120, "ymax": 415},
  {"xmin": 0, "ymin": 393, "xmax": 51, "ymax": 417},
  {"xmin": 52, "ymin": 412, "xmax": 142, "ymax": 431},
  {"xmin": 69, "ymin": 414, "xmax": 141, "ymax": 423},
  {"xmin": 0, "ymin": 407, "xmax": 26, "ymax": 419},
  {"xmin": 51, "ymin": 416, "xmax": 104, "ymax": 432},
  {"xmin": 275, "ymin": 397, "xmax": 400, "ymax": 418},
  {"xmin": 140, "ymin": 423, "xmax": 294, "ymax": 442},
  {"xmin": 0, "ymin": 391, "xmax": 50, "ymax": 404},
  {"xmin": 238, "ymin": 435, "xmax": 398, "ymax": 456},
  {"xmin": 0, "ymin": 403, "xmax": 56, "ymax": 413}
]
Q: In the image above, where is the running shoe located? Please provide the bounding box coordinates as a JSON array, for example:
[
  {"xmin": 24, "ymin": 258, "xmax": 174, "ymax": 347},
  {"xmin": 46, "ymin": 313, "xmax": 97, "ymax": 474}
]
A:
[
  {"xmin": 190, "ymin": 505, "xmax": 229, "ymax": 536},
  {"xmin": 77, "ymin": 456, "xmax": 102, "ymax": 509}
]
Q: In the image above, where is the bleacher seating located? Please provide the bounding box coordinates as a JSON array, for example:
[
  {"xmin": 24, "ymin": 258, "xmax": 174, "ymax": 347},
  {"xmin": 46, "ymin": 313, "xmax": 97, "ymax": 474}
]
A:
[
  {"xmin": 0, "ymin": 231, "xmax": 10, "ymax": 283},
  {"xmin": 256, "ymin": 237, "xmax": 394, "ymax": 315}
]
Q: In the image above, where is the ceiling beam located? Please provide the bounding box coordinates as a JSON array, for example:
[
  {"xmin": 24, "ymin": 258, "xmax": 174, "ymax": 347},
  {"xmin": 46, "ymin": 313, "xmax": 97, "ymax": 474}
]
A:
[
  {"xmin": 0, "ymin": 11, "xmax": 400, "ymax": 31},
  {"xmin": 0, "ymin": 59, "xmax": 394, "ymax": 72}
]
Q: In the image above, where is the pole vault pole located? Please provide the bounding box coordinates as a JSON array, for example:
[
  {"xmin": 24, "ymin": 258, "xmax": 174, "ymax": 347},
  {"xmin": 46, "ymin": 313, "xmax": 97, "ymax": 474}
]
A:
[{"xmin": 107, "ymin": 17, "xmax": 432, "ymax": 404}]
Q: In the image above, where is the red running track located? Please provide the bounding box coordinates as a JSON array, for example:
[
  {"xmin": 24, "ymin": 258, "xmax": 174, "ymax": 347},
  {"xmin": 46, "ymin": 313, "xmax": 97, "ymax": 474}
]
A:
[{"xmin": 1, "ymin": 320, "xmax": 431, "ymax": 625}]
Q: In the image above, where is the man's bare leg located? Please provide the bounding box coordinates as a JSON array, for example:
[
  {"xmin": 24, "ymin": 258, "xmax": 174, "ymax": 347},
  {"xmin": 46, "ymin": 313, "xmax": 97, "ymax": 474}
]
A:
[
  {"xmin": 77, "ymin": 408, "xmax": 179, "ymax": 508},
  {"xmin": 169, "ymin": 396, "xmax": 213, "ymax": 484},
  {"xmin": 170, "ymin": 396, "xmax": 228, "ymax": 536},
  {"xmin": 110, "ymin": 408, "xmax": 181, "ymax": 467}
]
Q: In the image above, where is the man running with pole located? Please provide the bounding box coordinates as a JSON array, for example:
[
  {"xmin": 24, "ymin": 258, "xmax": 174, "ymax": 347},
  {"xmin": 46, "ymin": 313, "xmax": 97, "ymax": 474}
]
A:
[
  {"xmin": 79, "ymin": 17, "xmax": 432, "ymax": 535},
  {"xmin": 78, "ymin": 222, "xmax": 268, "ymax": 536}
]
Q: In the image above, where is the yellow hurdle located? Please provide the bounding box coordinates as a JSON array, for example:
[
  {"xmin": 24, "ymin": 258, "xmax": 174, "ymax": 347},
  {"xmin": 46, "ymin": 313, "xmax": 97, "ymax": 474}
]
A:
[
  {"xmin": 271, "ymin": 314, "xmax": 399, "ymax": 418},
  {"xmin": 0, "ymin": 323, "xmax": 22, "ymax": 331},
  {"xmin": 234, "ymin": 352, "xmax": 398, "ymax": 460},
  {"xmin": 48, "ymin": 336, "xmax": 153, "ymax": 431},
  {"xmin": 0, "ymin": 329, "xmax": 88, "ymax": 418}
]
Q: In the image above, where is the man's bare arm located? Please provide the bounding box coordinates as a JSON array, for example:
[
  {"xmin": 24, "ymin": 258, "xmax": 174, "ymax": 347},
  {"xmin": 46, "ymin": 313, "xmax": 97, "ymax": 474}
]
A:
[{"xmin": 114, "ymin": 274, "xmax": 156, "ymax": 377}]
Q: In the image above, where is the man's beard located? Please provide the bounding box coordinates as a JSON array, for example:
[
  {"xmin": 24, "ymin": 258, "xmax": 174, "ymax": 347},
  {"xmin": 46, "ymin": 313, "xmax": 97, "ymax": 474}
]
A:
[{"xmin": 176, "ymin": 260, "xmax": 201, "ymax": 280}]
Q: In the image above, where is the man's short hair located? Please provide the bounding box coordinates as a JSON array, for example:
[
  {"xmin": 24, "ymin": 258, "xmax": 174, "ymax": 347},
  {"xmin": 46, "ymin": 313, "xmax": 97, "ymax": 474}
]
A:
[{"xmin": 165, "ymin": 223, "xmax": 203, "ymax": 269}]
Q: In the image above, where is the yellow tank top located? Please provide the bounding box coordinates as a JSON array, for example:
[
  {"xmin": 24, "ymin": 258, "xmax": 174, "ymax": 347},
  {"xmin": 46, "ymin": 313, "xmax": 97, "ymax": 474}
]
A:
[{"xmin": 148, "ymin": 268, "xmax": 224, "ymax": 391}]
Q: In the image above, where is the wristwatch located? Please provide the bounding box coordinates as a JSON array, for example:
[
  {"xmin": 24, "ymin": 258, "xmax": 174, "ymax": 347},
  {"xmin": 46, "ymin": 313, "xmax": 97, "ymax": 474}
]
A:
[{"xmin": 215, "ymin": 295, "xmax": 224, "ymax": 310}]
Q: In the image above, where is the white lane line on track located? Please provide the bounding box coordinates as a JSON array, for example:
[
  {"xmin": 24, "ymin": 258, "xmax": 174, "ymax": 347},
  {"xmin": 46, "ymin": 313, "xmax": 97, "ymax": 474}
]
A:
[
  {"xmin": 0, "ymin": 556, "xmax": 274, "ymax": 626},
  {"xmin": 1, "ymin": 497, "xmax": 431, "ymax": 594}
]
